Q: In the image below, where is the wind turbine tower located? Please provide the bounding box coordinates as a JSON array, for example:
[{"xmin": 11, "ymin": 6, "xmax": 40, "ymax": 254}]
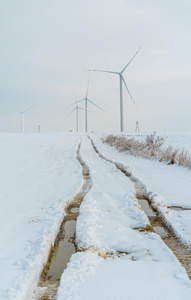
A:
[
  {"xmin": 18, "ymin": 106, "xmax": 34, "ymax": 133},
  {"xmin": 66, "ymin": 101, "xmax": 87, "ymax": 132},
  {"xmin": 88, "ymin": 46, "xmax": 141, "ymax": 132},
  {"xmin": 68, "ymin": 80, "xmax": 105, "ymax": 132}
]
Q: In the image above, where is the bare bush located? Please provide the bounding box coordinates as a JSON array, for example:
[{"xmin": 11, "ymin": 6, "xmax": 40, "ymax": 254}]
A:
[
  {"xmin": 145, "ymin": 132, "xmax": 164, "ymax": 156},
  {"xmin": 177, "ymin": 149, "xmax": 191, "ymax": 168},
  {"xmin": 159, "ymin": 146, "xmax": 179, "ymax": 164},
  {"xmin": 103, "ymin": 135, "xmax": 144, "ymax": 156},
  {"xmin": 103, "ymin": 134, "xmax": 191, "ymax": 169}
]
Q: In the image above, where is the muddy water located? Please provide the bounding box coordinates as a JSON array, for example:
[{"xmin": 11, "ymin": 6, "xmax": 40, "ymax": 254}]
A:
[
  {"xmin": 138, "ymin": 199, "xmax": 156, "ymax": 217},
  {"xmin": 47, "ymin": 220, "xmax": 76, "ymax": 281},
  {"xmin": 33, "ymin": 144, "xmax": 92, "ymax": 299},
  {"xmin": 89, "ymin": 137, "xmax": 191, "ymax": 280}
]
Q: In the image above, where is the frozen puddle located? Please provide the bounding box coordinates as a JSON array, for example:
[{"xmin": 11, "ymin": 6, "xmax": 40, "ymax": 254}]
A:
[{"xmin": 33, "ymin": 145, "xmax": 92, "ymax": 299}]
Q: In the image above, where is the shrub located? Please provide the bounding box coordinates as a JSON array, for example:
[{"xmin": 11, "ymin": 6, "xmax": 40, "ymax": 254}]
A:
[
  {"xmin": 145, "ymin": 132, "xmax": 164, "ymax": 156},
  {"xmin": 103, "ymin": 133, "xmax": 191, "ymax": 169}
]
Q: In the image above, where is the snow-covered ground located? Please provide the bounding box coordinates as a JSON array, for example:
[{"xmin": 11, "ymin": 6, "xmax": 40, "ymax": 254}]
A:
[
  {"xmin": 58, "ymin": 252, "xmax": 191, "ymax": 300},
  {"xmin": 91, "ymin": 133, "xmax": 191, "ymax": 247},
  {"xmin": 1, "ymin": 132, "xmax": 191, "ymax": 300},
  {"xmin": 0, "ymin": 133, "xmax": 82, "ymax": 300},
  {"xmin": 77, "ymin": 135, "xmax": 149, "ymax": 252},
  {"xmin": 57, "ymin": 134, "xmax": 191, "ymax": 300}
]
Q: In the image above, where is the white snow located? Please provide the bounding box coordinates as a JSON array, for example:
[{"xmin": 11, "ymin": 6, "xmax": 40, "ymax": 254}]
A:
[
  {"xmin": 58, "ymin": 134, "xmax": 191, "ymax": 300},
  {"xmin": 158, "ymin": 207, "xmax": 191, "ymax": 245},
  {"xmin": 57, "ymin": 251, "xmax": 191, "ymax": 300},
  {"xmin": 77, "ymin": 135, "xmax": 149, "ymax": 252},
  {"xmin": 90, "ymin": 133, "xmax": 191, "ymax": 247},
  {"xmin": 1, "ymin": 132, "xmax": 191, "ymax": 300},
  {"xmin": 0, "ymin": 133, "xmax": 82, "ymax": 300}
]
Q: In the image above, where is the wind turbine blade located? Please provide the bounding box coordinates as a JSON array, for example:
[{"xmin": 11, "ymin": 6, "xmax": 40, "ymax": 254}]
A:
[
  {"xmin": 65, "ymin": 98, "xmax": 85, "ymax": 109},
  {"xmin": 121, "ymin": 45, "xmax": 142, "ymax": 74},
  {"xmin": 121, "ymin": 76, "xmax": 137, "ymax": 107},
  {"xmin": 22, "ymin": 105, "xmax": 34, "ymax": 114},
  {"xmin": 65, "ymin": 107, "xmax": 76, "ymax": 119},
  {"xmin": 76, "ymin": 98, "xmax": 85, "ymax": 104},
  {"xmin": 87, "ymin": 99, "xmax": 106, "ymax": 112},
  {"xmin": 86, "ymin": 69, "xmax": 119, "ymax": 75},
  {"xmin": 78, "ymin": 107, "xmax": 94, "ymax": 113}
]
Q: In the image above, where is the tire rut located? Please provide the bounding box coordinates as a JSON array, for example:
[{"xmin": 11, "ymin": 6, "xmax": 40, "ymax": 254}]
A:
[
  {"xmin": 32, "ymin": 143, "xmax": 92, "ymax": 299},
  {"xmin": 89, "ymin": 136, "xmax": 191, "ymax": 280}
]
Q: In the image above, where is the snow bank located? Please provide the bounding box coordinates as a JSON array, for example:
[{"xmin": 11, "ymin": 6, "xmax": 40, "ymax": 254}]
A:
[{"xmin": 58, "ymin": 249, "xmax": 191, "ymax": 300}]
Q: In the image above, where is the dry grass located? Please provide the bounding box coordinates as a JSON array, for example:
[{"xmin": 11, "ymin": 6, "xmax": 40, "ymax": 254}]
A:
[{"xmin": 103, "ymin": 133, "xmax": 191, "ymax": 169}]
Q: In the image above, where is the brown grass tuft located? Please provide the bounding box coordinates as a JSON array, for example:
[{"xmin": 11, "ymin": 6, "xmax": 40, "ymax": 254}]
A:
[{"xmin": 103, "ymin": 133, "xmax": 191, "ymax": 169}]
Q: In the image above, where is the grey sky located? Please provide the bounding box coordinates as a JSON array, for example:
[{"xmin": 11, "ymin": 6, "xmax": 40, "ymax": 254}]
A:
[{"xmin": 0, "ymin": 0, "xmax": 191, "ymax": 132}]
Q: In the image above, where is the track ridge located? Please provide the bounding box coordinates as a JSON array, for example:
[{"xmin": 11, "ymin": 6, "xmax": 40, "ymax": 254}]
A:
[{"xmin": 88, "ymin": 135, "xmax": 191, "ymax": 279}]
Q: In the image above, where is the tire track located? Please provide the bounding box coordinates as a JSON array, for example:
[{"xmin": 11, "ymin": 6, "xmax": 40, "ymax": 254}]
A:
[
  {"xmin": 33, "ymin": 143, "xmax": 92, "ymax": 299},
  {"xmin": 89, "ymin": 136, "xmax": 191, "ymax": 279}
]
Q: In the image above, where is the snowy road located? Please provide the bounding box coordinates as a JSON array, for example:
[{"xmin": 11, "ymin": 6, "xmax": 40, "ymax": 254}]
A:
[
  {"xmin": 0, "ymin": 133, "xmax": 191, "ymax": 300},
  {"xmin": 57, "ymin": 135, "xmax": 191, "ymax": 300}
]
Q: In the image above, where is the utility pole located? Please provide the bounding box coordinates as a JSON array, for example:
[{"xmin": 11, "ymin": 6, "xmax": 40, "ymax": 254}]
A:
[
  {"xmin": 38, "ymin": 125, "xmax": 40, "ymax": 133},
  {"xmin": 135, "ymin": 121, "xmax": 140, "ymax": 132}
]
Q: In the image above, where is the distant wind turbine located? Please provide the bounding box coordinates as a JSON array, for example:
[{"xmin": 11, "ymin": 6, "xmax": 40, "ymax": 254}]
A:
[
  {"xmin": 65, "ymin": 101, "xmax": 88, "ymax": 132},
  {"xmin": 17, "ymin": 106, "xmax": 34, "ymax": 133},
  {"xmin": 87, "ymin": 46, "xmax": 142, "ymax": 132},
  {"xmin": 68, "ymin": 80, "xmax": 105, "ymax": 132}
]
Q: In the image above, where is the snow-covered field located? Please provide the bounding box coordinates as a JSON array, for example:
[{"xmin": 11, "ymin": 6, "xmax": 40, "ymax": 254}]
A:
[
  {"xmin": 1, "ymin": 132, "xmax": 191, "ymax": 300},
  {"xmin": 0, "ymin": 133, "xmax": 82, "ymax": 299}
]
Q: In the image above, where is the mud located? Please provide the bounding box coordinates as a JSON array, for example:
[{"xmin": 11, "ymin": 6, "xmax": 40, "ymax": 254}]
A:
[
  {"xmin": 33, "ymin": 143, "xmax": 92, "ymax": 299},
  {"xmin": 168, "ymin": 206, "xmax": 191, "ymax": 211},
  {"xmin": 89, "ymin": 136, "xmax": 191, "ymax": 280}
]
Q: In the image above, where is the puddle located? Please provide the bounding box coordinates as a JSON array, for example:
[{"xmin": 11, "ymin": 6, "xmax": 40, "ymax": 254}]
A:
[
  {"xmin": 47, "ymin": 220, "xmax": 76, "ymax": 281},
  {"xmin": 70, "ymin": 207, "xmax": 79, "ymax": 214},
  {"xmin": 153, "ymin": 226, "xmax": 169, "ymax": 238},
  {"xmin": 138, "ymin": 199, "xmax": 156, "ymax": 217},
  {"xmin": 33, "ymin": 144, "xmax": 92, "ymax": 299}
]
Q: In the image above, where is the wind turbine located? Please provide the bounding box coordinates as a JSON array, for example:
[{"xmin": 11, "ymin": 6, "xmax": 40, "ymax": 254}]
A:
[
  {"xmin": 68, "ymin": 80, "xmax": 105, "ymax": 132},
  {"xmin": 65, "ymin": 101, "xmax": 87, "ymax": 132},
  {"xmin": 87, "ymin": 46, "xmax": 141, "ymax": 132},
  {"xmin": 17, "ymin": 106, "xmax": 34, "ymax": 133}
]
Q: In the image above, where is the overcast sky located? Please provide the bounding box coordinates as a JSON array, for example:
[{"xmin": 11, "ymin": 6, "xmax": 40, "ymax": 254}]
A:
[{"xmin": 0, "ymin": 0, "xmax": 191, "ymax": 133}]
